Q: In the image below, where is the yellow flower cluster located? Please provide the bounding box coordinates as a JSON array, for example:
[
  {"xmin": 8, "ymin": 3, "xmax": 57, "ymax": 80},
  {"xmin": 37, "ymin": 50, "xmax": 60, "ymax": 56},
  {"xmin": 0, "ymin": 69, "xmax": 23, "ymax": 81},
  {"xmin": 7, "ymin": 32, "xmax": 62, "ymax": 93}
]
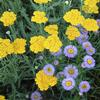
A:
[
  {"xmin": 0, "ymin": 38, "xmax": 26, "ymax": 59},
  {"xmin": 82, "ymin": 18, "xmax": 99, "ymax": 31},
  {"xmin": 35, "ymin": 70, "xmax": 57, "ymax": 91},
  {"xmin": 65, "ymin": 26, "xmax": 80, "ymax": 40},
  {"xmin": 0, "ymin": 11, "xmax": 16, "ymax": 26},
  {"xmin": 13, "ymin": 38, "xmax": 26, "ymax": 54},
  {"xmin": 44, "ymin": 24, "xmax": 58, "ymax": 35},
  {"xmin": 63, "ymin": 9, "xmax": 85, "ymax": 25},
  {"xmin": 0, "ymin": 38, "xmax": 13, "ymax": 59},
  {"xmin": 44, "ymin": 35, "xmax": 62, "ymax": 52},
  {"xmin": 34, "ymin": 0, "xmax": 51, "ymax": 4},
  {"xmin": 82, "ymin": 0, "xmax": 100, "ymax": 14},
  {"xmin": 31, "ymin": 11, "xmax": 48, "ymax": 24},
  {"xmin": 0, "ymin": 95, "xmax": 5, "ymax": 100},
  {"xmin": 30, "ymin": 36, "xmax": 46, "ymax": 53}
]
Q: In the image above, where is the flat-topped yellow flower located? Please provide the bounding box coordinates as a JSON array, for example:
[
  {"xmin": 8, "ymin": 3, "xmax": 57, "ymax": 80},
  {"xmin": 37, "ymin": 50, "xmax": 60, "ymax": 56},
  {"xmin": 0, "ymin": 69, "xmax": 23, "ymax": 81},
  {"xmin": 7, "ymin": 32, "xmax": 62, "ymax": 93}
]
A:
[
  {"xmin": 63, "ymin": 9, "xmax": 85, "ymax": 25},
  {"xmin": 0, "ymin": 95, "xmax": 6, "ymax": 100},
  {"xmin": 30, "ymin": 36, "xmax": 46, "ymax": 53},
  {"xmin": 0, "ymin": 11, "xmax": 16, "ymax": 26},
  {"xmin": 35, "ymin": 70, "xmax": 57, "ymax": 91},
  {"xmin": 12, "ymin": 38, "xmax": 26, "ymax": 54},
  {"xmin": 34, "ymin": 0, "xmax": 51, "ymax": 4},
  {"xmin": 44, "ymin": 35, "xmax": 62, "ymax": 52},
  {"xmin": 65, "ymin": 26, "xmax": 80, "ymax": 40},
  {"xmin": 0, "ymin": 38, "xmax": 14, "ymax": 59},
  {"xmin": 31, "ymin": 11, "xmax": 48, "ymax": 24},
  {"xmin": 44, "ymin": 24, "xmax": 58, "ymax": 35},
  {"xmin": 81, "ymin": 18, "xmax": 99, "ymax": 31}
]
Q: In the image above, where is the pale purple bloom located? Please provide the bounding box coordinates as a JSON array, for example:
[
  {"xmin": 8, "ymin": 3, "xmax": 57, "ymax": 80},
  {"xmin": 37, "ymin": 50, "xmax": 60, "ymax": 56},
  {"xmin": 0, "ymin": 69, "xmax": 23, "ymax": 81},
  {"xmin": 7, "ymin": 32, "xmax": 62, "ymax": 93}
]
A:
[
  {"xmin": 53, "ymin": 60, "xmax": 59, "ymax": 66},
  {"xmin": 82, "ymin": 41, "xmax": 92, "ymax": 50},
  {"xmin": 97, "ymin": 19, "xmax": 100, "ymax": 27},
  {"xmin": 83, "ymin": 55, "xmax": 95, "ymax": 68},
  {"xmin": 43, "ymin": 64, "xmax": 55, "ymax": 76},
  {"xmin": 56, "ymin": 71, "xmax": 64, "ymax": 79},
  {"xmin": 31, "ymin": 91, "xmax": 42, "ymax": 100},
  {"xmin": 64, "ymin": 45, "xmax": 78, "ymax": 58},
  {"xmin": 79, "ymin": 81, "xmax": 90, "ymax": 93},
  {"xmin": 51, "ymin": 48, "xmax": 62, "ymax": 56},
  {"xmin": 81, "ymin": 62, "xmax": 86, "ymax": 68},
  {"xmin": 63, "ymin": 65, "xmax": 78, "ymax": 79},
  {"xmin": 76, "ymin": 34, "xmax": 88, "ymax": 44},
  {"xmin": 62, "ymin": 78, "xmax": 75, "ymax": 91},
  {"xmin": 79, "ymin": 27, "xmax": 88, "ymax": 35},
  {"xmin": 86, "ymin": 47, "xmax": 96, "ymax": 55}
]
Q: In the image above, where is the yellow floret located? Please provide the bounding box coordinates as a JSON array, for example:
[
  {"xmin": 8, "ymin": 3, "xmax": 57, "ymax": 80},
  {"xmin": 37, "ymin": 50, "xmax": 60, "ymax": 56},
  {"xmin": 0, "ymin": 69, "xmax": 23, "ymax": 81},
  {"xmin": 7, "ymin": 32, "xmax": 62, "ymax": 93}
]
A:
[
  {"xmin": 35, "ymin": 70, "xmax": 57, "ymax": 91},
  {"xmin": 0, "ymin": 11, "xmax": 16, "ymax": 26},
  {"xmin": 12, "ymin": 38, "xmax": 26, "ymax": 54},
  {"xmin": 63, "ymin": 9, "xmax": 85, "ymax": 25},
  {"xmin": 34, "ymin": 0, "xmax": 51, "ymax": 4},
  {"xmin": 0, "ymin": 95, "xmax": 6, "ymax": 100},
  {"xmin": 30, "ymin": 36, "xmax": 46, "ymax": 53},
  {"xmin": 81, "ymin": 18, "xmax": 99, "ymax": 31},
  {"xmin": 65, "ymin": 26, "xmax": 80, "ymax": 40},
  {"xmin": 31, "ymin": 11, "xmax": 48, "ymax": 24},
  {"xmin": 44, "ymin": 24, "xmax": 58, "ymax": 35},
  {"xmin": 44, "ymin": 35, "xmax": 62, "ymax": 52}
]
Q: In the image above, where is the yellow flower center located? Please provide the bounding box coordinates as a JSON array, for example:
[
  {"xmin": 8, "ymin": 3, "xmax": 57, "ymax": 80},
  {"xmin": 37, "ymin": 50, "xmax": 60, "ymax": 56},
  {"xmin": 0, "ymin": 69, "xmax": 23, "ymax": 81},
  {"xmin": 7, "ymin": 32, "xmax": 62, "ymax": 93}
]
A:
[
  {"xmin": 82, "ymin": 84, "xmax": 87, "ymax": 89},
  {"xmin": 47, "ymin": 67, "xmax": 52, "ymax": 72},
  {"xmin": 89, "ymin": 49, "xmax": 93, "ymax": 52},
  {"xmin": 85, "ymin": 44, "xmax": 89, "ymax": 48},
  {"xmin": 87, "ymin": 59, "xmax": 92, "ymax": 64},
  {"xmin": 34, "ymin": 95, "xmax": 38, "ymax": 99},
  {"xmin": 65, "ymin": 81, "xmax": 72, "ymax": 87},
  {"xmin": 68, "ymin": 69, "xmax": 74, "ymax": 75},
  {"xmin": 68, "ymin": 48, "xmax": 74, "ymax": 54}
]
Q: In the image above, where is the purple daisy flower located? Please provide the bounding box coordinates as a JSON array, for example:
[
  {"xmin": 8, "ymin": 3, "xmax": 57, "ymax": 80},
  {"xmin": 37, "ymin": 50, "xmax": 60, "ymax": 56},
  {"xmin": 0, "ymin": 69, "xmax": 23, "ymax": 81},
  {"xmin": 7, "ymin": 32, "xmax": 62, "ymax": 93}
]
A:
[
  {"xmin": 31, "ymin": 91, "xmax": 42, "ymax": 100},
  {"xmin": 83, "ymin": 55, "xmax": 95, "ymax": 68},
  {"xmin": 82, "ymin": 41, "xmax": 92, "ymax": 50},
  {"xmin": 43, "ymin": 64, "xmax": 55, "ymax": 76},
  {"xmin": 79, "ymin": 81, "xmax": 90, "ymax": 93},
  {"xmin": 76, "ymin": 34, "xmax": 88, "ymax": 44},
  {"xmin": 97, "ymin": 19, "xmax": 100, "ymax": 27},
  {"xmin": 64, "ymin": 45, "xmax": 78, "ymax": 58},
  {"xmin": 53, "ymin": 60, "xmax": 59, "ymax": 66},
  {"xmin": 81, "ymin": 62, "xmax": 86, "ymax": 68},
  {"xmin": 79, "ymin": 27, "xmax": 88, "ymax": 35},
  {"xmin": 51, "ymin": 48, "xmax": 62, "ymax": 57},
  {"xmin": 86, "ymin": 47, "xmax": 96, "ymax": 56},
  {"xmin": 62, "ymin": 78, "xmax": 75, "ymax": 91},
  {"xmin": 56, "ymin": 71, "xmax": 64, "ymax": 79},
  {"xmin": 63, "ymin": 65, "xmax": 78, "ymax": 79}
]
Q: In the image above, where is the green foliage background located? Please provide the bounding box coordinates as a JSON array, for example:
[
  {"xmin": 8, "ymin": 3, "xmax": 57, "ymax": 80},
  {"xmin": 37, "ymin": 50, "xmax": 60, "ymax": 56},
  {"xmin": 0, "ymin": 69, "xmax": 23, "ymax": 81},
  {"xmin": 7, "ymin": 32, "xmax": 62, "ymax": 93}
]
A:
[{"xmin": 0, "ymin": 0, "xmax": 100, "ymax": 100}]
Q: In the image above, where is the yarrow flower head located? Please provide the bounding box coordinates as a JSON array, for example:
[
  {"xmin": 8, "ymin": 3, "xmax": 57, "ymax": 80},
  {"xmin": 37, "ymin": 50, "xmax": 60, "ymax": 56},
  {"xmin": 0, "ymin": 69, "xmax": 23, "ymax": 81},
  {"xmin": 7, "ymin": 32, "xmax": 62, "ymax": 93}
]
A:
[
  {"xmin": 83, "ymin": 55, "xmax": 95, "ymax": 68},
  {"xmin": 44, "ymin": 24, "xmax": 58, "ymax": 35},
  {"xmin": 0, "ymin": 95, "xmax": 6, "ymax": 100},
  {"xmin": 34, "ymin": 0, "xmax": 51, "ymax": 4},
  {"xmin": 65, "ymin": 26, "xmax": 80, "ymax": 40},
  {"xmin": 82, "ymin": 41, "xmax": 92, "ymax": 50},
  {"xmin": 30, "ymin": 36, "xmax": 46, "ymax": 53},
  {"xmin": 64, "ymin": 45, "xmax": 78, "ymax": 58},
  {"xmin": 31, "ymin": 11, "xmax": 48, "ymax": 24},
  {"xmin": 0, "ymin": 11, "xmax": 16, "ymax": 26},
  {"xmin": 44, "ymin": 35, "xmax": 62, "ymax": 52},
  {"xmin": 63, "ymin": 65, "xmax": 78, "ymax": 79},
  {"xmin": 62, "ymin": 78, "xmax": 75, "ymax": 91},
  {"xmin": 35, "ymin": 70, "xmax": 57, "ymax": 91},
  {"xmin": 63, "ymin": 9, "xmax": 85, "ymax": 25},
  {"xmin": 31, "ymin": 91, "xmax": 42, "ymax": 100},
  {"xmin": 12, "ymin": 38, "xmax": 26, "ymax": 54},
  {"xmin": 81, "ymin": 18, "xmax": 99, "ymax": 32},
  {"xmin": 79, "ymin": 81, "xmax": 90, "ymax": 93},
  {"xmin": 43, "ymin": 64, "xmax": 55, "ymax": 76}
]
